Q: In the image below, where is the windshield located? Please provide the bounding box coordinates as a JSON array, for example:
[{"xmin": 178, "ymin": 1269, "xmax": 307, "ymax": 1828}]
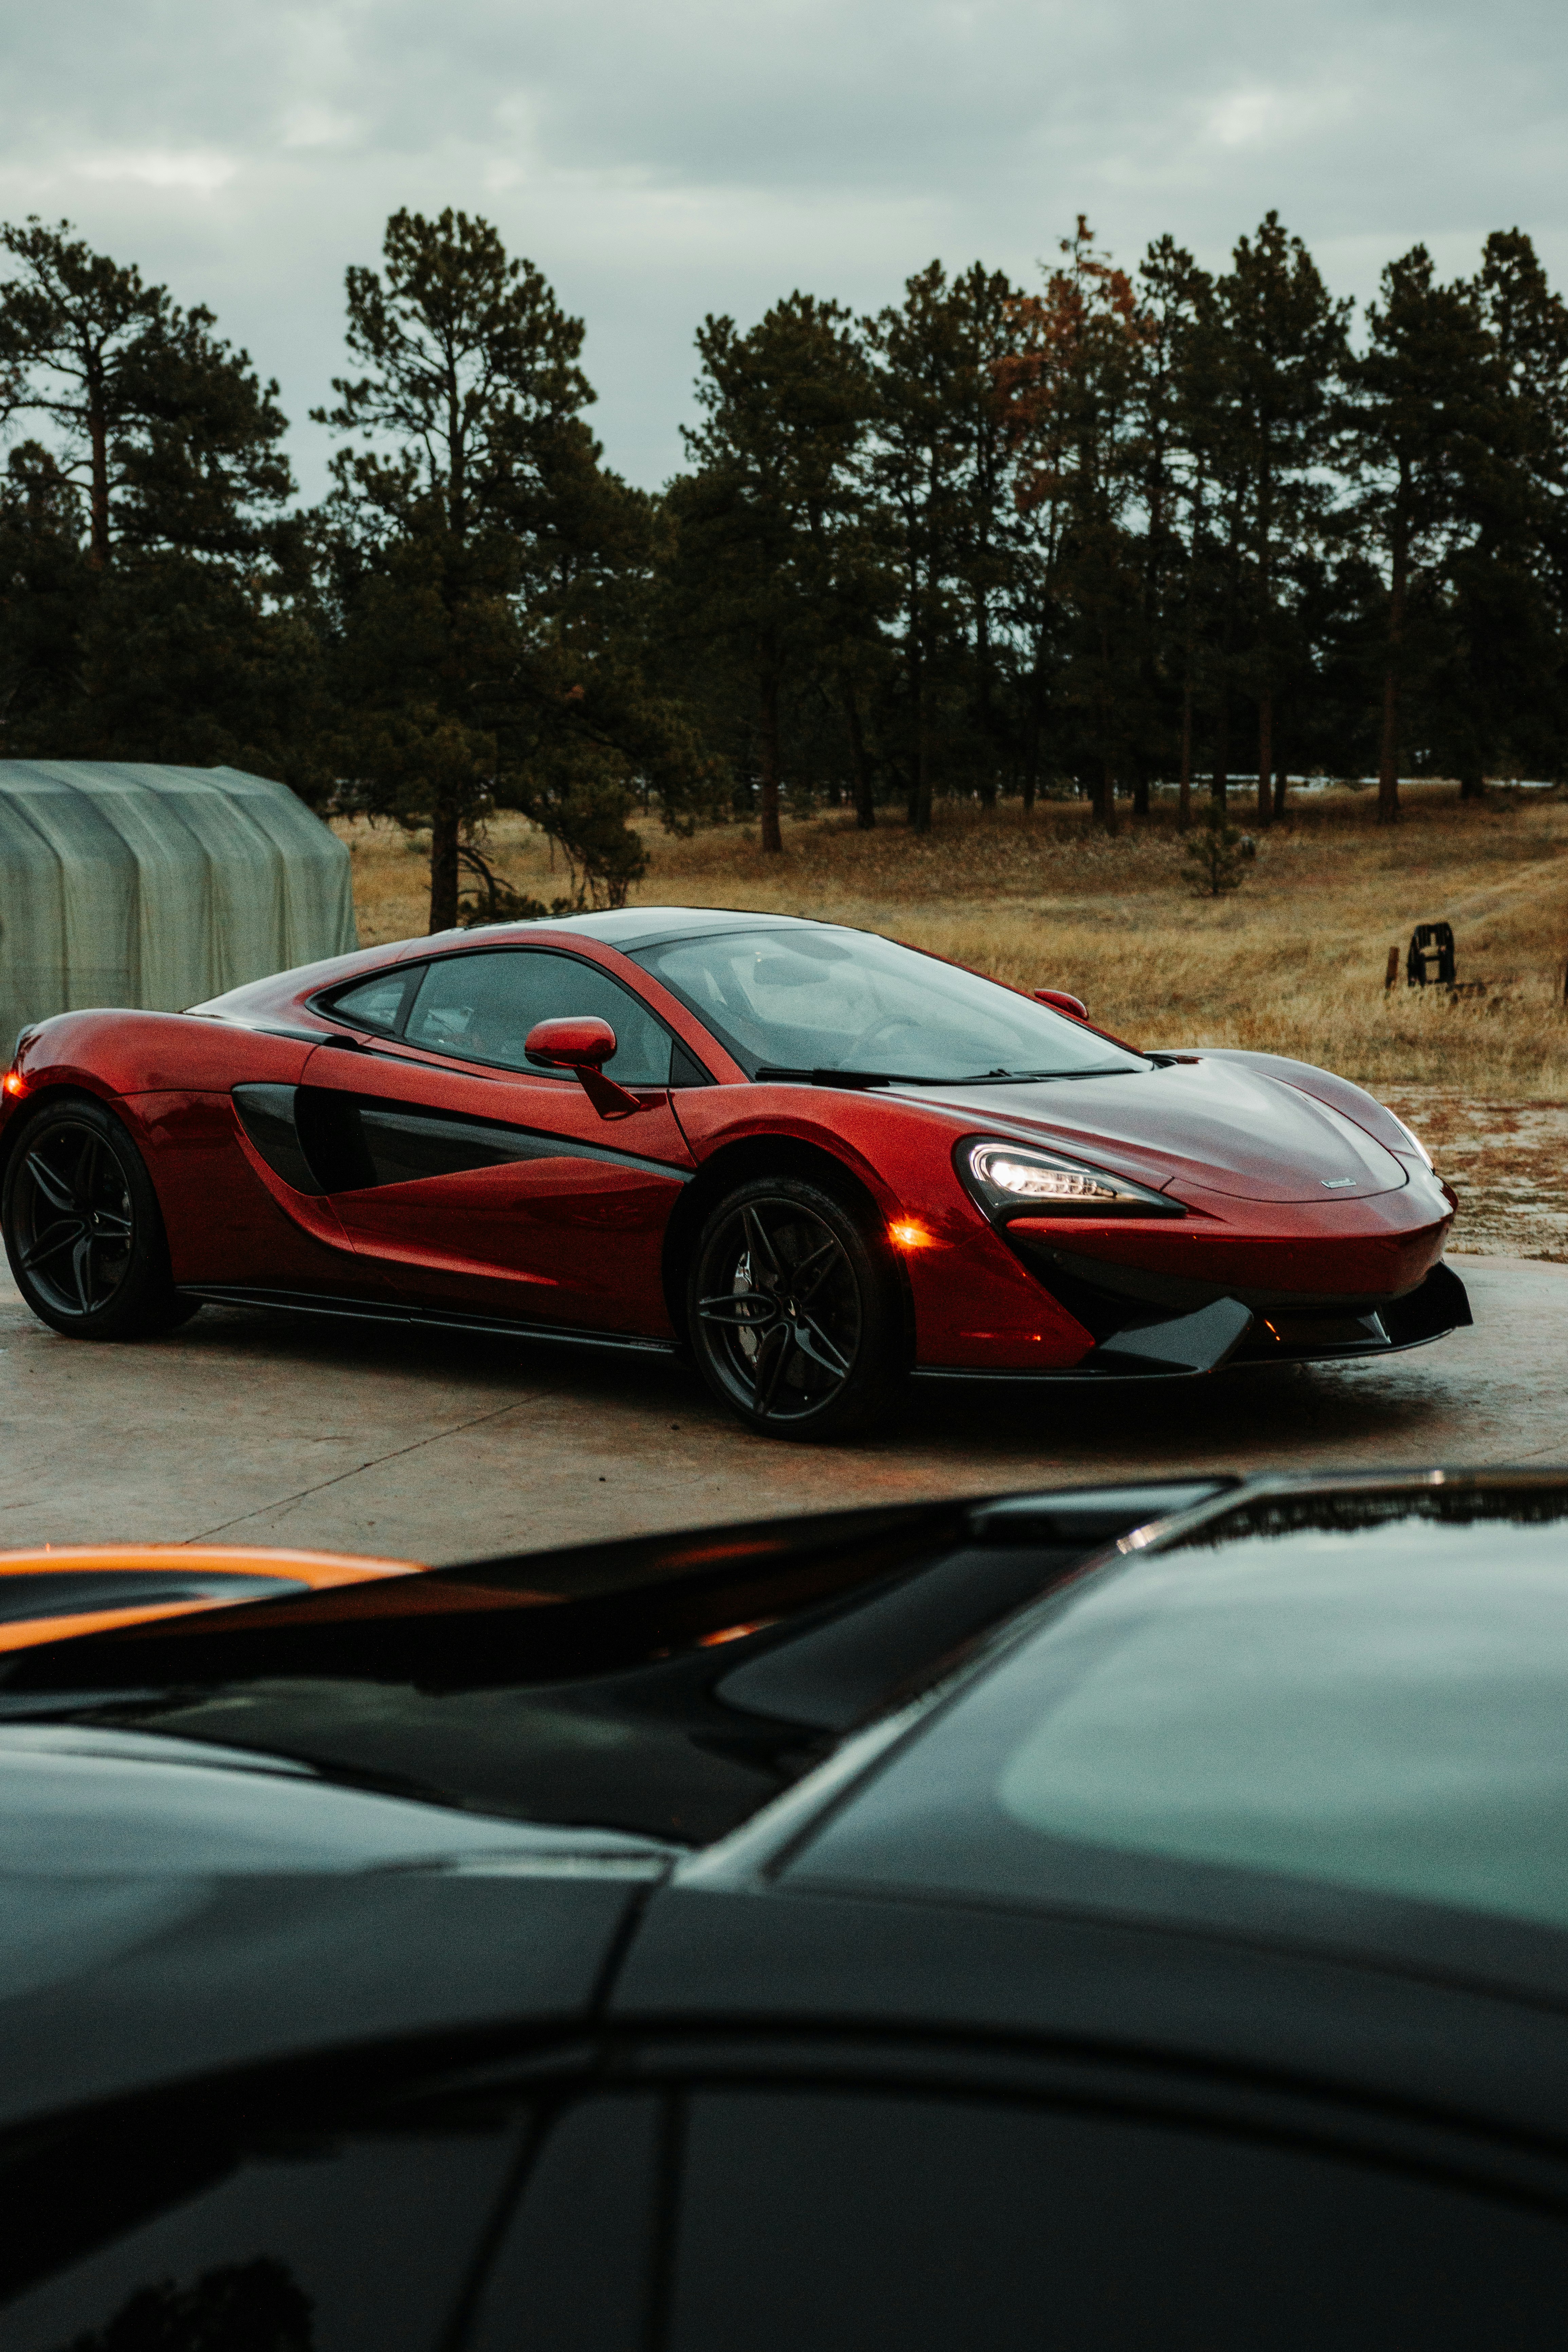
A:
[
  {"xmin": 789, "ymin": 1488, "xmax": 1568, "ymax": 1969},
  {"xmin": 629, "ymin": 927, "xmax": 1145, "ymax": 1083}
]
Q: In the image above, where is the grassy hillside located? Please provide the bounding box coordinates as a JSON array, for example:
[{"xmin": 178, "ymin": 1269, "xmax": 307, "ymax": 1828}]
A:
[{"xmin": 339, "ymin": 783, "xmax": 1568, "ymax": 1101}]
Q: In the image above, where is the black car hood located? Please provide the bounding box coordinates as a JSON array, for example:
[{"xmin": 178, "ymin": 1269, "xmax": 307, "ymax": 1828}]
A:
[{"xmin": 0, "ymin": 1725, "xmax": 663, "ymax": 2130}]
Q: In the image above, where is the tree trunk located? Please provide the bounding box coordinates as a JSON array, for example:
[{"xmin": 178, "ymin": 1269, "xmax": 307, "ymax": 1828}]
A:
[
  {"xmin": 1273, "ymin": 763, "xmax": 1288, "ymax": 819},
  {"xmin": 1178, "ymin": 683, "xmax": 1193, "ymax": 831},
  {"xmin": 1459, "ymin": 766, "xmax": 1486, "ymax": 801},
  {"xmin": 429, "ymin": 805, "xmax": 461, "ymax": 932},
  {"xmin": 1211, "ymin": 695, "xmax": 1229, "ymax": 811},
  {"xmin": 910, "ymin": 717, "xmax": 932, "ymax": 832},
  {"xmin": 87, "ymin": 356, "xmax": 110, "ymax": 569},
  {"xmin": 976, "ymin": 595, "xmax": 997, "ymax": 808},
  {"xmin": 1378, "ymin": 498, "xmax": 1408, "ymax": 827},
  {"xmin": 1132, "ymin": 758, "xmax": 1150, "ymax": 820},
  {"xmin": 909, "ymin": 648, "xmax": 932, "ymax": 834},
  {"xmin": 843, "ymin": 673, "xmax": 875, "ymax": 830},
  {"xmin": 1022, "ymin": 651, "xmax": 1045, "ymax": 813},
  {"xmin": 1376, "ymin": 664, "xmax": 1401, "ymax": 826},
  {"xmin": 1256, "ymin": 690, "xmax": 1273, "ymax": 826},
  {"xmin": 1096, "ymin": 761, "xmax": 1118, "ymax": 836},
  {"xmin": 759, "ymin": 669, "xmax": 784, "ymax": 853}
]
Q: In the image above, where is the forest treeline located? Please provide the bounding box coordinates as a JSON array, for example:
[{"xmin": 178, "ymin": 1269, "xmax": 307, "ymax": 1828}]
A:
[{"xmin": 2, "ymin": 205, "xmax": 1566, "ymax": 926}]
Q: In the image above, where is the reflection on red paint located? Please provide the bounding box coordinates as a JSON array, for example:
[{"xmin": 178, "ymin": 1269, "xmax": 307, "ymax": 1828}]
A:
[{"xmin": 889, "ymin": 1219, "xmax": 933, "ymax": 1250}]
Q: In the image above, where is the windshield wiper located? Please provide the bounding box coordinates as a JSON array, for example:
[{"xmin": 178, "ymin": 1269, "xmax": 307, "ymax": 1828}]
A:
[
  {"xmin": 754, "ymin": 1066, "xmax": 900, "ymax": 1088},
  {"xmin": 752, "ymin": 1065, "xmax": 1136, "ymax": 1089}
]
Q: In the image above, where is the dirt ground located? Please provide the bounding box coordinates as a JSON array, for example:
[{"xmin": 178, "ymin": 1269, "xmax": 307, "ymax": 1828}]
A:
[{"xmin": 1382, "ymin": 1091, "xmax": 1568, "ymax": 1262}]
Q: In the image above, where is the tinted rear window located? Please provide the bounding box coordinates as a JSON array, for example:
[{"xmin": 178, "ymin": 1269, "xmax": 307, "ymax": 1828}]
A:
[{"xmin": 790, "ymin": 1488, "xmax": 1568, "ymax": 1978}]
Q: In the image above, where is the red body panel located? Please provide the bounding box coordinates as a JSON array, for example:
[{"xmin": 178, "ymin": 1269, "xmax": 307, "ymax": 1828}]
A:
[
  {"xmin": 137, "ymin": 1093, "xmax": 371, "ymax": 1291},
  {"xmin": 298, "ymin": 1042, "xmax": 692, "ymax": 1334},
  {"xmin": 1008, "ymin": 1184, "xmax": 1450, "ymax": 1303},
  {"xmin": 0, "ymin": 922, "xmax": 1457, "ymax": 1377}
]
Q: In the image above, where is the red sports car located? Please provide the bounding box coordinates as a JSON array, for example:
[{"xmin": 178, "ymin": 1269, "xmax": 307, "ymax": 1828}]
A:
[{"xmin": 0, "ymin": 909, "xmax": 1466, "ymax": 1439}]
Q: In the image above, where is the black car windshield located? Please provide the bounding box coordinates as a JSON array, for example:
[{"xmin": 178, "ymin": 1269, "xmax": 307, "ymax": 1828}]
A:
[
  {"xmin": 789, "ymin": 1488, "xmax": 1568, "ymax": 1975},
  {"xmin": 629, "ymin": 927, "xmax": 1145, "ymax": 1083}
]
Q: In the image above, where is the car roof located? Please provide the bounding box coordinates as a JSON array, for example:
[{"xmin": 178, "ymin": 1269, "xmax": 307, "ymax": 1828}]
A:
[
  {"xmin": 774, "ymin": 1467, "xmax": 1568, "ymax": 2004},
  {"xmin": 527, "ymin": 906, "xmax": 839, "ymax": 950}
]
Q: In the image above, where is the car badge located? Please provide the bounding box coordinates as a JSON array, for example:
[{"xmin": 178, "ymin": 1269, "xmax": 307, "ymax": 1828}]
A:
[{"xmin": 1321, "ymin": 1176, "xmax": 1357, "ymax": 1188}]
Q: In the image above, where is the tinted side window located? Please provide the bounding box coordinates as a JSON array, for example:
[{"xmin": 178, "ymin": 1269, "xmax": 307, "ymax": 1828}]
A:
[
  {"xmin": 326, "ymin": 968, "xmax": 418, "ymax": 1036},
  {"xmin": 2, "ymin": 2092, "xmax": 523, "ymax": 2352},
  {"xmin": 668, "ymin": 2090, "xmax": 1568, "ymax": 2351},
  {"xmin": 404, "ymin": 952, "xmax": 672, "ymax": 1084}
]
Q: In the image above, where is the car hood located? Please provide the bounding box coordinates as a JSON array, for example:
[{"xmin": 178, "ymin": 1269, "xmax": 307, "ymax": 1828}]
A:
[{"xmin": 899, "ymin": 1057, "xmax": 1407, "ymax": 1204}]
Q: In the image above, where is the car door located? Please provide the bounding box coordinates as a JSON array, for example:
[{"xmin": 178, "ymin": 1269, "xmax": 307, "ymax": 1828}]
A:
[
  {"xmin": 0, "ymin": 2060, "xmax": 527, "ymax": 2352},
  {"xmin": 299, "ymin": 945, "xmax": 698, "ymax": 1335},
  {"xmin": 644, "ymin": 2067, "xmax": 1568, "ymax": 2351}
]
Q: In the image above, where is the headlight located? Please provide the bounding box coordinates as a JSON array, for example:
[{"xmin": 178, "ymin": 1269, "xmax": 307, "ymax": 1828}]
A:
[
  {"xmin": 960, "ymin": 1139, "xmax": 1182, "ymax": 1219},
  {"xmin": 1388, "ymin": 1113, "xmax": 1433, "ymax": 1169}
]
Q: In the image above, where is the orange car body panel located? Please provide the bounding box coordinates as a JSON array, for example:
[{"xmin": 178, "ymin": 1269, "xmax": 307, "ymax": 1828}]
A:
[{"xmin": 0, "ymin": 1544, "xmax": 420, "ymax": 1654}]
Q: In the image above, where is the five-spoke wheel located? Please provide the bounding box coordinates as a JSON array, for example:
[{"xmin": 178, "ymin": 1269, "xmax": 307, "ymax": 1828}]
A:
[
  {"xmin": 2, "ymin": 1100, "xmax": 194, "ymax": 1339},
  {"xmin": 687, "ymin": 1177, "xmax": 906, "ymax": 1439}
]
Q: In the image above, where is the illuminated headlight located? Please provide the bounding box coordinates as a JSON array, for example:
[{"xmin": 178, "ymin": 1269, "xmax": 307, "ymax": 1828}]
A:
[
  {"xmin": 1389, "ymin": 1113, "xmax": 1432, "ymax": 1169},
  {"xmin": 961, "ymin": 1140, "xmax": 1181, "ymax": 1219}
]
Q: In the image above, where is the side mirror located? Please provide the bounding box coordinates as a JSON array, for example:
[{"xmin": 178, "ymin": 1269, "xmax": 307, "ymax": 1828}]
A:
[
  {"xmin": 524, "ymin": 1016, "xmax": 643, "ymax": 1119},
  {"xmin": 1035, "ymin": 988, "xmax": 1088, "ymax": 1021}
]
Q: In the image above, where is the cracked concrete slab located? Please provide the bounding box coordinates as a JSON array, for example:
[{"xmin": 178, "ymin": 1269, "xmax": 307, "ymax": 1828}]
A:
[{"xmin": 0, "ymin": 1253, "xmax": 1561, "ymax": 1563}]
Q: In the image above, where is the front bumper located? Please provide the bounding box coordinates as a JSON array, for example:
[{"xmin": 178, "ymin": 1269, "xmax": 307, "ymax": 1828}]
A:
[{"xmin": 912, "ymin": 1261, "xmax": 1472, "ymax": 1382}]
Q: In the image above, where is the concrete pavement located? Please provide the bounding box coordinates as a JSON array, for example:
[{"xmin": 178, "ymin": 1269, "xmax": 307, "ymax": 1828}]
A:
[{"xmin": 0, "ymin": 1254, "xmax": 1561, "ymax": 1563}]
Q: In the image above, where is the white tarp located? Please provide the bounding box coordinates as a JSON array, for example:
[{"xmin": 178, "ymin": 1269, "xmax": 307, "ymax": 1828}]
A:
[{"xmin": 0, "ymin": 761, "xmax": 357, "ymax": 1046}]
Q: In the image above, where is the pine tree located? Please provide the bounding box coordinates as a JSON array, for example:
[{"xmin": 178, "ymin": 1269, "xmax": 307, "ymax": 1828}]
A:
[
  {"xmin": 0, "ymin": 216, "xmax": 304, "ymax": 774},
  {"xmin": 1344, "ymin": 249, "xmax": 1501, "ymax": 823},
  {"xmin": 666, "ymin": 292, "xmax": 875, "ymax": 851},
  {"xmin": 864, "ymin": 263, "xmax": 976, "ymax": 833},
  {"xmin": 320, "ymin": 209, "xmax": 692, "ymax": 925},
  {"xmin": 1132, "ymin": 238, "xmax": 1216, "ymax": 822},
  {"xmin": 1211, "ymin": 216, "xmax": 1350, "ymax": 824},
  {"xmin": 1440, "ymin": 231, "xmax": 1568, "ymax": 795},
  {"xmin": 0, "ymin": 216, "xmax": 290, "ymax": 567},
  {"xmin": 998, "ymin": 220, "xmax": 1147, "ymax": 833}
]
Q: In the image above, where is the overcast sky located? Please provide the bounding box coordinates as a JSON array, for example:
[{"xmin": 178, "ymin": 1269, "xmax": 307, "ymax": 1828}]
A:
[{"xmin": 4, "ymin": 0, "xmax": 1565, "ymax": 500}]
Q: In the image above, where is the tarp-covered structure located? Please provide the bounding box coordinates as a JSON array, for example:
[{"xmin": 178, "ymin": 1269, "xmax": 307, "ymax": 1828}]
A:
[{"xmin": 0, "ymin": 761, "xmax": 358, "ymax": 1047}]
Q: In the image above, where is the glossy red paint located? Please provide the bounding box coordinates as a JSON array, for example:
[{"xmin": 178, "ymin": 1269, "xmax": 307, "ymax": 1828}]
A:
[
  {"xmin": 0, "ymin": 914, "xmax": 1459, "ymax": 1383},
  {"xmin": 302, "ymin": 1040, "xmax": 691, "ymax": 1332},
  {"xmin": 524, "ymin": 1015, "xmax": 619, "ymax": 1069}
]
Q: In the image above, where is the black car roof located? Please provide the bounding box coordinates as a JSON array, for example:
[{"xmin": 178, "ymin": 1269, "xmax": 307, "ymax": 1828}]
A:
[
  {"xmin": 769, "ymin": 1467, "xmax": 1568, "ymax": 2009},
  {"xmin": 540, "ymin": 907, "xmax": 838, "ymax": 950}
]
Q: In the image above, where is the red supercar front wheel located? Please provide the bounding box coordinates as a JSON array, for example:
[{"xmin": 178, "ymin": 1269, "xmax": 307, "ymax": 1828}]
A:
[{"xmin": 686, "ymin": 1177, "xmax": 906, "ymax": 1441}]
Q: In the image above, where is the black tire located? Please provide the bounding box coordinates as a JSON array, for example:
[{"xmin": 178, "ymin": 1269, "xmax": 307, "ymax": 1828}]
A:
[
  {"xmin": 686, "ymin": 1175, "xmax": 907, "ymax": 1440},
  {"xmin": 2, "ymin": 1097, "xmax": 198, "ymax": 1340}
]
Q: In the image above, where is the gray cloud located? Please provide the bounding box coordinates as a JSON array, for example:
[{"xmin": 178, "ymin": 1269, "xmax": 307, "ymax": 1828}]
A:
[{"xmin": 3, "ymin": 0, "xmax": 1565, "ymax": 496}]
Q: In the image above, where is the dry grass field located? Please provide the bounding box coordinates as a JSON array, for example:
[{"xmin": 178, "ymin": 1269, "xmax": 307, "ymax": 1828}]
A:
[{"xmin": 336, "ymin": 783, "xmax": 1568, "ymax": 1258}]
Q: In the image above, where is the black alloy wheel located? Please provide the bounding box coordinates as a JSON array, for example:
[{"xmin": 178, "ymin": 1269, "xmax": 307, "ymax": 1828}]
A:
[
  {"xmin": 2, "ymin": 1100, "xmax": 196, "ymax": 1341},
  {"xmin": 688, "ymin": 1177, "xmax": 906, "ymax": 1440}
]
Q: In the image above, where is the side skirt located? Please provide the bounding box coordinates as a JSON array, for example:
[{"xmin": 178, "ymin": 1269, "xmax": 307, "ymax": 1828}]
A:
[{"xmin": 175, "ymin": 1285, "xmax": 679, "ymax": 1358}]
